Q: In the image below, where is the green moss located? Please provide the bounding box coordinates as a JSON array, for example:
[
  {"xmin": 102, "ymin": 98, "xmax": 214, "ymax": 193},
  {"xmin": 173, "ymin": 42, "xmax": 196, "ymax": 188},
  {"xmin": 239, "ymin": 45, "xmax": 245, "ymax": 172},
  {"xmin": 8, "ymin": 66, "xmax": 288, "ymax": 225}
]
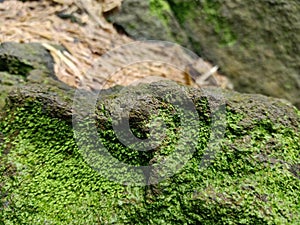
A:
[
  {"xmin": 0, "ymin": 55, "xmax": 33, "ymax": 77},
  {"xmin": 166, "ymin": 0, "xmax": 198, "ymax": 25},
  {"xmin": 167, "ymin": 0, "xmax": 237, "ymax": 47},
  {"xmin": 149, "ymin": 0, "xmax": 172, "ymax": 22},
  {"xmin": 129, "ymin": 111, "xmax": 299, "ymax": 224},
  {"xmin": 149, "ymin": 0, "xmax": 178, "ymax": 42},
  {"xmin": 0, "ymin": 102, "xmax": 142, "ymax": 224},
  {"xmin": 0, "ymin": 72, "xmax": 26, "ymax": 112},
  {"xmin": 201, "ymin": 1, "xmax": 237, "ymax": 46},
  {"xmin": 0, "ymin": 90, "xmax": 299, "ymax": 224}
]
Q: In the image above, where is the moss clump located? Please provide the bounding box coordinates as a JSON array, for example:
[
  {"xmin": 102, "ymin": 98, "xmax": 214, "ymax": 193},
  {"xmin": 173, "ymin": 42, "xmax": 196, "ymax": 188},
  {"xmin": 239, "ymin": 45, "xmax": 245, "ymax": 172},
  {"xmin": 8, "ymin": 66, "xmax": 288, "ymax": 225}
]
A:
[
  {"xmin": 0, "ymin": 82, "xmax": 299, "ymax": 224},
  {"xmin": 0, "ymin": 42, "xmax": 60, "ymax": 110},
  {"xmin": 0, "ymin": 102, "xmax": 138, "ymax": 224},
  {"xmin": 0, "ymin": 55, "xmax": 33, "ymax": 77},
  {"xmin": 168, "ymin": 0, "xmax": 300, "ymax": 107},
  {"xmin": 200, "ymin": 1, "xmax": 237, "ymax": 46},
  {"xmin": 148, "ymin": 0, "xmax": 187, "ymax": 44},
  {"xmin": 125, "ymin": 108, "xmax": 300, "ymax": 224},
  {"xmin": 167, "ymin": 0, "xmax": 237, "ymax": 47},
  {"xmin": 149, "ymin": 0, "xmax": 172, "ymax": 22},
  {"xmin": 165, "ymin": 0, "xmax": 197, "ymax": 25},
  {"xmin": 0, "ymin": 42, "xmax": 55, "ymax": 81}
]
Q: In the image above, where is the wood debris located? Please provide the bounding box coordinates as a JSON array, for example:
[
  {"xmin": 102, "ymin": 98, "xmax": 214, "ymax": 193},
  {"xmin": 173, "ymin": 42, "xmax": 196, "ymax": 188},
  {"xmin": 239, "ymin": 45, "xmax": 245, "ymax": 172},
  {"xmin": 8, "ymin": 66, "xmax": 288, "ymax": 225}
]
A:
[{"xmin": 0, "ymin": 0, "xmax": 233, "ymax": 90}]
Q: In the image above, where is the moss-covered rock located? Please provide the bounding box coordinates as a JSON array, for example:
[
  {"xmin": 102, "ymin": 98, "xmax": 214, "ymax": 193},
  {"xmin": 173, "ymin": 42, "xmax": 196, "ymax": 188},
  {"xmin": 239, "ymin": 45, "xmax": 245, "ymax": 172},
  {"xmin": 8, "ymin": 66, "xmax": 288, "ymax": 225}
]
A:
[
  {"xmin": 108, "ymin": 0, "xmax": 190, "ymax": 47},
  {"xmin": 0, "ymin": 42, "xmax": 65, "ymax": 110},
  {"xmin": 110, "ymin": 0, "xmax": 300, "ymax": 108},
  {"xmin": 0, "ymin": 79, "xmax": 299, "ymax": 224}
]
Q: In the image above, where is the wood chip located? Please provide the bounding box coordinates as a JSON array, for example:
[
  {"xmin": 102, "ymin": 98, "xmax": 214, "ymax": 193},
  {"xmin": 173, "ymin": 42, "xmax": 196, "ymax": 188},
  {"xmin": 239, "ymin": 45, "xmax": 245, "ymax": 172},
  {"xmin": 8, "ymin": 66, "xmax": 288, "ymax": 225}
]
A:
[{"xmin": 0, "ymin": 0, "xmax": 233, "ymax": 90}]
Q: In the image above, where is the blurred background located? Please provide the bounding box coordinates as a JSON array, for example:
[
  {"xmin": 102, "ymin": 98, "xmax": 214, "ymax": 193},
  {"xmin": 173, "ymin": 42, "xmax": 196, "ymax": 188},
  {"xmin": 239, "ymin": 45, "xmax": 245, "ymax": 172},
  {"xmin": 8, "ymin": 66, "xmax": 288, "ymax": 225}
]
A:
[{"xmin": 1, "ymin": 0, "xmax": 299, "ymax": 107}]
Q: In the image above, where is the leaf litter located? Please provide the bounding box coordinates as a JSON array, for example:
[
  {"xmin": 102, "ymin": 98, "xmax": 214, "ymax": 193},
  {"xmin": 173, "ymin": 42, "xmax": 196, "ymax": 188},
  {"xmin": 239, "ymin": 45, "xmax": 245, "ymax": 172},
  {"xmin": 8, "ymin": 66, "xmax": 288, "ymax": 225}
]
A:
[{"xmin": 0, "ymin": 0, "xmax": 233, "ymax": 90}]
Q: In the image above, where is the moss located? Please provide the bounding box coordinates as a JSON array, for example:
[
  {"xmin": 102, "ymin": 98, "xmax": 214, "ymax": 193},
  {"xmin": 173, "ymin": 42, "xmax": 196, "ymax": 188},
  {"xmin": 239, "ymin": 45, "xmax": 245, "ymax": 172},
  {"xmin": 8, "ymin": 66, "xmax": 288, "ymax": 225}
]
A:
[
  {"xmin": 0, "ymin": 104, "xmax": 121, "ymax": 224},
  {"xmin": 125, "ymin": 107, "xmax": 299, "ymax": 224},
  {"xmin": 148, "ymin": 0, "xmax": 181, "ymax": 43},
  {"xmin": 149, "ymin": 0, "xmax": 172, "ymax": 22},
  {"xmin": 166, "ymin": 0, "xmax": 197, "ymax": 25},
  {"xmin": 0, "ymin": 83, "xmax": 299, "ymax": 224},
  {"xmin": 167, "ymin": 0, "xmax": 237, "ymax": 47},
  {"xmin": 0, "ymin": 42, "xmax": 56, "ymax": 82},
  {"xmin": 200, "ymin": 0, "xmax": 237, "ymax": 46},
  {"xmin": 0, "ymin": 55, "xmax": 33, "ymax": 77},
  {"xmin": 0, "ymin": 72, "xmax": 26, "ymax": 110},
  {"xmin": 0, "ymin": 42, "xmax": 60, "ymax": 110},
  {"xmin": 167, "ymin": 0, "xmax": 300, "ymax": 107}
]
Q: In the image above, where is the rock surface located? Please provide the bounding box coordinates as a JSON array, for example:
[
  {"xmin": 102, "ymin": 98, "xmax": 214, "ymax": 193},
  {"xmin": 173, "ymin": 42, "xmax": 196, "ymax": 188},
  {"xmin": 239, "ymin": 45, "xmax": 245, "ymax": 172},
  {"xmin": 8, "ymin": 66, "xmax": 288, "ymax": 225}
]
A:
[
  {"xmin": 110, "ymin": 0, "xmax": 300, "ymax": 108},
  {"xmin": 0, "ymin": 76, "xmax": 299, "ymax": 223},
  {"xmin": 0, "ymin": 42, "xmax": 69, "ymax": 109},
  {"xmin": 0, "ymin": 26, "xmax": 299, "ymax": 225}
]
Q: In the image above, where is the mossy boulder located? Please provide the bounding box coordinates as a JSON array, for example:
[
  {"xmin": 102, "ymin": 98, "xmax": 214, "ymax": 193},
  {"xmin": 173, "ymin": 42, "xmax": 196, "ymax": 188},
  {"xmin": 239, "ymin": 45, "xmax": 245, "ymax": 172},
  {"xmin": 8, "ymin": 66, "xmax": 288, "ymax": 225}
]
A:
[
  {"xmin": 0, "ymin": 78, "xmax": 299, "ymax": 224},
  {"xmin": 108, "ymin": 0, "xmax": 190, "ymax": 47},
  {"xmin": 110, "ymin": 0, "xmax": 300, "ymax": 108},
  {"xmin": 0, "ymin": 42, "xmax": 66, "ymax": 110}
]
